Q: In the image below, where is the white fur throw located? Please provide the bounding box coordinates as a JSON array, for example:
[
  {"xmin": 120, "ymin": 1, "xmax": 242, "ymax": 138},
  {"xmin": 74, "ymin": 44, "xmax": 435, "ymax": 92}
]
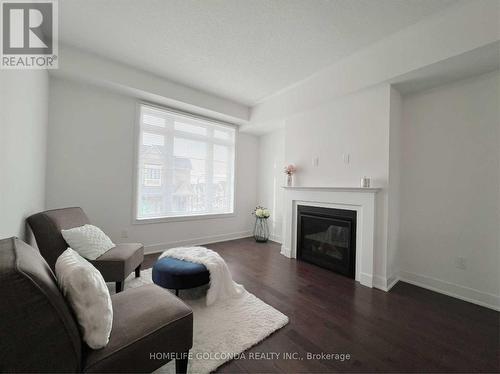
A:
[
  {"xmin": 159, "ymin": 247, "xmax": 244, "ymax": 306},
  {"xmin": 55, "ymin": 248, "xmax": 113, "ymax": 349}
]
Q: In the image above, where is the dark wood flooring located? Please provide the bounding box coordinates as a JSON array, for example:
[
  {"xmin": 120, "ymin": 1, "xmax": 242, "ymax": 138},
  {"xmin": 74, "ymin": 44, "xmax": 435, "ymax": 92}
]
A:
[{"xmin": 143, "ymin": 238, "xmax": 499, "ymax": 373}]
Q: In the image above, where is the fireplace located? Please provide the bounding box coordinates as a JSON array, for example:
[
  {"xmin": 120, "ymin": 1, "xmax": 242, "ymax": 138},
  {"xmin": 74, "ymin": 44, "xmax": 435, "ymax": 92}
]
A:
[{"xmin": 297, "ymin": 205, "xmax": 356, "ymax": 278}]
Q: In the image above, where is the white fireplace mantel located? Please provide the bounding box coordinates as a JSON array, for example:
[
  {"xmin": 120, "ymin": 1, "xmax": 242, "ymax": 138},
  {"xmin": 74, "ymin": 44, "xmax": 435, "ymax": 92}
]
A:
[
  {"xmin": 281, "ymin": 186, "xmax": 380, "ymax": 288},
  {"xmin": 282, "ymin": 186, "xmax": 380, "ymax": 193}
]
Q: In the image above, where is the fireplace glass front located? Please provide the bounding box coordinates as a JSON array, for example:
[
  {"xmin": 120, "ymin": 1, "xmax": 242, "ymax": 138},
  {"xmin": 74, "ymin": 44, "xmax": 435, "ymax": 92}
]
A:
[{"xmin": 297, "ymin": 205, "xmax": 356, "ymax": 278}]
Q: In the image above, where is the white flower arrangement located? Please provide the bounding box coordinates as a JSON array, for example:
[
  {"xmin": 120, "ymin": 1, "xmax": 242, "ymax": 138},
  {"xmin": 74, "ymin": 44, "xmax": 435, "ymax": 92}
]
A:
[{"xmin": 252, "ymin": 206, "xmax": 271, "ymax": 218}]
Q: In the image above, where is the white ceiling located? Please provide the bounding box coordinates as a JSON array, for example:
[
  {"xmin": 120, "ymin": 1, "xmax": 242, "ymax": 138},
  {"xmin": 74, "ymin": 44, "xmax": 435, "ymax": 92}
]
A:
[{"xmin": 60, "ymin": 0, "xmax": 460, "ymax": 106}]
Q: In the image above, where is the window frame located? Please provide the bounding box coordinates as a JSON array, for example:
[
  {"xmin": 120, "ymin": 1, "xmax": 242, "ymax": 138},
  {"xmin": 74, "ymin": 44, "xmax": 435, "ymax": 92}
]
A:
[{"xmin": 132, "ymin": 102, "xmax": 238, "ymax": 224}]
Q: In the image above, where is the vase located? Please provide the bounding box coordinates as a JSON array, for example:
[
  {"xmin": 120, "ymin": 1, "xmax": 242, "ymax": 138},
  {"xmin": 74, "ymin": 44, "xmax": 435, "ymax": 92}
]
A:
[
  {"xmin": 254, "ymin": 217, "xmax": 269, "ymax": 243},
  {"xmin": 286, "ymin": 174, "xmax": 293, "ymax": 187}
]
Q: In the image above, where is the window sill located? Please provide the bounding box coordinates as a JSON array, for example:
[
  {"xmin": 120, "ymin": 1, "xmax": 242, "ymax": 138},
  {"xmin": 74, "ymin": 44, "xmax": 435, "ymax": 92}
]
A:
[{"xmin": 133, "ymin": 212, "xmax": 236, "ymax": 225}]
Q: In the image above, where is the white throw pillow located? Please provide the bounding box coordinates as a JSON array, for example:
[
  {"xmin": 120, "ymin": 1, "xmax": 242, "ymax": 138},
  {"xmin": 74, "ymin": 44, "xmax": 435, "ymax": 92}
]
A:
[
  {"xmin": 55, "ymin": 248, "xmax": 113, "ymax": 349},
  {"xmin": 61, "ymin": 224, "xmax": 115, "ymax": 260}
]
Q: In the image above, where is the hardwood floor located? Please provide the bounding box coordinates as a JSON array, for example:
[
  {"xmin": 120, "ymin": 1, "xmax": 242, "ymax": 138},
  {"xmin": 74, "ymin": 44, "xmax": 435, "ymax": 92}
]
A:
[{"xmin": 143, "ymin": 238, "xmax": 499, "ymax": 373}]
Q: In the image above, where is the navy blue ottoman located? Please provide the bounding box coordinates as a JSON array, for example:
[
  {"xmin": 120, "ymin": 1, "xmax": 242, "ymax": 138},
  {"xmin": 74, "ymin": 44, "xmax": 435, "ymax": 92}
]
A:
[{"xmin": 152, "ymin": 257, "xmax": 210, "ymax": 296}]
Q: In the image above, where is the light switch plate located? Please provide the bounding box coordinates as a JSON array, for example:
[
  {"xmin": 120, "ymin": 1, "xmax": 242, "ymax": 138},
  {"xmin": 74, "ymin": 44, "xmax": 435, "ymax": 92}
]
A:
[{"xmin": 456, "ymin": 256, "xmax": 466, "ymax": 270}]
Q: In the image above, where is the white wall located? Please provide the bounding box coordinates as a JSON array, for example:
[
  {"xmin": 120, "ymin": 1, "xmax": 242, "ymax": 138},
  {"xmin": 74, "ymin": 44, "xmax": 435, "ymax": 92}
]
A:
[
  {"xmin": 257, "ymin": 84, "xmax": 394, "ymax": 288},
  {"xmin": 257, "ymin": 128, "xmax": 285, "ymax": 242},
  {"xmin": 387, "ymin": 87, "xmax": 402, "ymax": 284},
  {"xmin": 46, "ymin": 77, "xmax": 258, "ymax": 252},
  {"xmin": 55, "ymin": 45, "xmax": 250, "ymax": 125},
  {"xmin": 0, "ymin": 70, "xmax": 48, "ymax": 241},
  {"xmin": 283, "ymin": 85, "xmax": 390, "ymax": 188},
  {"xmin": 399, "ymin": 71, "xmax": 500, "ymax": 309},
  {"xmin": 287, "ymin": 84, "xmax": 393, "ymax": 287}
]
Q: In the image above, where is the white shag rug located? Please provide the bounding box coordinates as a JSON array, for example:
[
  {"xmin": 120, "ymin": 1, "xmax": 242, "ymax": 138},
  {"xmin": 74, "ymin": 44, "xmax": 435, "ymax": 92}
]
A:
[{"xmin": 111, "ymin": 268, "xmax": 289, "ymax": 374}]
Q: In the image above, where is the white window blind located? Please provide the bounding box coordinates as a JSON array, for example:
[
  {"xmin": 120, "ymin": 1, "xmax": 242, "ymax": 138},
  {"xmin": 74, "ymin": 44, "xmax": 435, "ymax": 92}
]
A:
[{"xmin": 136, "ymin": 104, "xmax": 236, "ymax": 220}]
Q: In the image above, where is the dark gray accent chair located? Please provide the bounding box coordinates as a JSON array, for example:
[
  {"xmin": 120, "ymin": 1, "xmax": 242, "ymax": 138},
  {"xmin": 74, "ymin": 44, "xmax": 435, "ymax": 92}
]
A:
[
  {"xmin": 0, "ymin": 237, "xmax": 193, "ymax": 373},
  {"xmin": 27, "ymin": 207, "xmax": 144, "ymax": 292}
]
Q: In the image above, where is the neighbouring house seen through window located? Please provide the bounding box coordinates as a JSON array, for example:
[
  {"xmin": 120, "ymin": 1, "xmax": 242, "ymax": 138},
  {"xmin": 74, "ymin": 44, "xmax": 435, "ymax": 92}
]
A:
[{"xmin": 136, "ymin": 104, "xmax": 236, "ymax": 220}]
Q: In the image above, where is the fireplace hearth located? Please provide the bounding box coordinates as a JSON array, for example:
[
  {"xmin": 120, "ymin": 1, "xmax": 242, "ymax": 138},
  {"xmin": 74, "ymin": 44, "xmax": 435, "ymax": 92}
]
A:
[{"xmin": 297, "ymin": 205, "xmax": 356, "ymax": 278}]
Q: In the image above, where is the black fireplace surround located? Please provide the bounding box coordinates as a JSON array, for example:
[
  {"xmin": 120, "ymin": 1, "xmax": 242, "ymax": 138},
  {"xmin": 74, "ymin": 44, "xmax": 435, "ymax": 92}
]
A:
[{"xmin": 297, "ymin": 205, "xmax": 356, "ymax": 278}]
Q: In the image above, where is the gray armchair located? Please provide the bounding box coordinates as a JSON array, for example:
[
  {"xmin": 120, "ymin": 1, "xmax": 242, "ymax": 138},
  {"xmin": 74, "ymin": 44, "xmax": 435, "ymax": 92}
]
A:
[
  {"xmin": 27, "ymin": 207, "xmax": 144, "ymax": 292},
  {"xmin": 0, "ymin": 237, "xmax": 193, "ymax": 373}
]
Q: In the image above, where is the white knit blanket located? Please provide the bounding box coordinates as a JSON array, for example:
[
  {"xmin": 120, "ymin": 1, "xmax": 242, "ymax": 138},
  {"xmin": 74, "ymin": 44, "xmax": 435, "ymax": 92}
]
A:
[{"xmin": 159, "ymin": 246, "xmax": 245, "ymax": 306}]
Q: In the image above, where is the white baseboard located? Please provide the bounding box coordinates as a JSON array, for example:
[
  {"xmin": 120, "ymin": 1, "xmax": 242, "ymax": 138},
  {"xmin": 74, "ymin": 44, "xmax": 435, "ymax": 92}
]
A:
[
  {"xmin": 144, "ymin": 230, "xmax": 253, "ymax": 254},
  {"xmin": 280, "ymin": 246, "xmax": 292, "ymax": 258},
  {"xmin": 372, "ymin": 275, "xmax": 386, "ymax": 290},
  {"xmin": 386, "ymin": 275, "xmax": 399, "ymax": 291},
  {"xmin": 359, "ymin": 272, "xmax": 373, "ymax": 288},
  {"xmin": 373, "ymin": 274, "xmax": 400, "ymax": 291},
  {"xmin": 269, "ymin": 233, "xmax": 282, "ymax": 243},
  {"xmin": 399, "ymin": 271, "xmax": 500, "ymax": 311}
]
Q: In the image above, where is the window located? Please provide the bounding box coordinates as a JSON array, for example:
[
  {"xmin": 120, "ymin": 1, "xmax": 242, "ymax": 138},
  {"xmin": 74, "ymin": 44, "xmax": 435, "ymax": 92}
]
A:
[
  {"xmin": 144, "ymin": 164, "xmax": 162, "ymax": 187},
  {"xmin": 136, "ymin": 104, "xmax": 236, "ymax": 221}
]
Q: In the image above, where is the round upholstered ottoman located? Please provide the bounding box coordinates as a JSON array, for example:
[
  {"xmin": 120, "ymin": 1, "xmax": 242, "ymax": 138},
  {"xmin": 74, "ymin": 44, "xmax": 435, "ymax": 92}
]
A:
[{"xmin": 152, "ymin": 257, "xmax": 210, "ymax": 296}]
